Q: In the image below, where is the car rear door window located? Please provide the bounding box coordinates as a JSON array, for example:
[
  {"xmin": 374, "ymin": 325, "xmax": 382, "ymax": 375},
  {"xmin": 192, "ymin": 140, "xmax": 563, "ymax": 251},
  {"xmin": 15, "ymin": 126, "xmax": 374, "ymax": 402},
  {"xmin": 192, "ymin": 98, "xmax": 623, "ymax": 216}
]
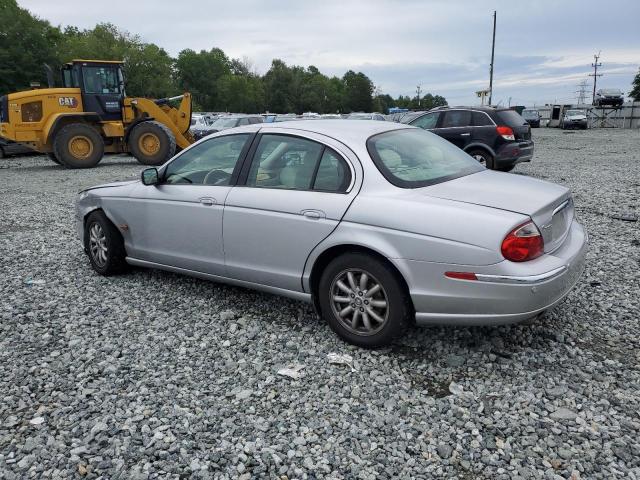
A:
[
  {"xmin": 471, "ymin": 111, "xmax": 493, "ymax": 126},
  {"xmin": 441, "ymin": 110, "xmax": 471, "ymax": 128},
  {"xmin": 411, "ymin": 112, "xmax": 440, "ymax": 129},
  {"xmin": 245, "ymin": 134, "xmax": 351, "ymax": 192},
  {"xmin": 313, "ymin": 148, "xmax": 351, "ymax": 192},
  {"xmin": 164, "ymin": 134, "xmax": 251, "ymax": 185}
]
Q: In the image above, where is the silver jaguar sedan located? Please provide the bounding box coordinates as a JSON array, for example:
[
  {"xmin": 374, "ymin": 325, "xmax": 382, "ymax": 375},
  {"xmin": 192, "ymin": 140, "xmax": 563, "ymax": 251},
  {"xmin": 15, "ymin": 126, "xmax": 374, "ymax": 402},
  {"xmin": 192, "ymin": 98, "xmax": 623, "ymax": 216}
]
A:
[{"xmin": 75, "ymin": 121, "xmax": 587, "ymax": 347}]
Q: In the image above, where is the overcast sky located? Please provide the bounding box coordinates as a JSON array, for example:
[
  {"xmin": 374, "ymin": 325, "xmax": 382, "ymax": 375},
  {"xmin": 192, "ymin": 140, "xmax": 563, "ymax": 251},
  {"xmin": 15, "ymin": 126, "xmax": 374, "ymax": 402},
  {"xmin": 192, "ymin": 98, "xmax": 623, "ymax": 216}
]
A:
[{"xmin": 20, "ymin": 0, "xmax": 640, "ymax": 106}]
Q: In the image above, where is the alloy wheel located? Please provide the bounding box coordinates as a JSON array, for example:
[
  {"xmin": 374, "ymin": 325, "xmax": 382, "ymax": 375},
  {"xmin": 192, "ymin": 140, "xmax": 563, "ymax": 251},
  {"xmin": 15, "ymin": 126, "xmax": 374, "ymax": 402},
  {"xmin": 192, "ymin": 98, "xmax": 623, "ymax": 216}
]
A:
[
  {"xmin": 330, "ymin": 269, "xmax": 389, "ymax": 336},
  {"xmin": 472, "ymin": 154, "xmax": 486, "ymax": 165},
  {"xmin": 89, "ymin": 222, "xmax": 108, "ymax": 268}
]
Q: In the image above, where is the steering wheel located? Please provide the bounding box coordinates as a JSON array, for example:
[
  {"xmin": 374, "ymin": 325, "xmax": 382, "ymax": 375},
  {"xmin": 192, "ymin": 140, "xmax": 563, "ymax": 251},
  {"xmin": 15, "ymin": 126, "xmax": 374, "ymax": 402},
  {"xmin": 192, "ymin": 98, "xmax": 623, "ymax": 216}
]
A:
[{"xmin": 203, "ymin": 169, "xmax": 231, "ymax": 185}]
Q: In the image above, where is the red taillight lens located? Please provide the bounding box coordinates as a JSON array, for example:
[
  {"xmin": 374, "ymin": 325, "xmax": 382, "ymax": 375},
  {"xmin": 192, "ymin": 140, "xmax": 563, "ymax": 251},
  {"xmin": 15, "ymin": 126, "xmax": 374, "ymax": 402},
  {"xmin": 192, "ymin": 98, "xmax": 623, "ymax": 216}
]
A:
[
  {"xmin": 496, "ymin": 125, "xmax": 515, "ymax": 141},
  {"xmin": 445, "ymin": 271, "xmax": 477, "ymax": 281},
  {"xmin": 501, "ymin": 221, "xmax": 544, "ymax": 262}
]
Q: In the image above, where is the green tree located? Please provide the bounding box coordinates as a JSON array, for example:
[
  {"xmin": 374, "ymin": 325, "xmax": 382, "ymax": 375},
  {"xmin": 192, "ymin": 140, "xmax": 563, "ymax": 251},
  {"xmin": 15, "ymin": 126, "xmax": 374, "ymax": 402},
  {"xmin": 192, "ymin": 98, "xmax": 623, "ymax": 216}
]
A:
[
  {"xmin": 0, "ymin": 0, "xmax": 62, "ymax": 94},
  {"xmin": 631, "ymin": 68, "xmax": 640, "ymax": 101},
  {"xmin": 175, "ymin": 48, "xmax": 231, "ymax": 110},
  {"xmin": 342, "ymin": 70, "xmax": 373, "ymax": 112},
  {"xmin": 263, "ymin": 59, "xmax": 295, "ymax": 113},
  {"xmin": 58, "ymin": 23, "xmax": 175, "ymax": 97},
  {"xmin": 217, "ymin": 73, "xmax": 265, "ymax": 112}
]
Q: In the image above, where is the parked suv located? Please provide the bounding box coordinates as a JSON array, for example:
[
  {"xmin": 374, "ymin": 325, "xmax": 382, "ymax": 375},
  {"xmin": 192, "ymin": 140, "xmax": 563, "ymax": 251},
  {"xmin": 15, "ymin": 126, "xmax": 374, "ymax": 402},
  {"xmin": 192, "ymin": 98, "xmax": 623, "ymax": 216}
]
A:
[
  {"xmin": 594, "ymin": 88, "xmax": 624, "ymax": 107},
  {"xmin": 521, "ymin": 109, "xmax": 541, "ymax": 128},
  {"xmin": 401, "ymin": 107, "xmax": 534, "ymax": 171}
]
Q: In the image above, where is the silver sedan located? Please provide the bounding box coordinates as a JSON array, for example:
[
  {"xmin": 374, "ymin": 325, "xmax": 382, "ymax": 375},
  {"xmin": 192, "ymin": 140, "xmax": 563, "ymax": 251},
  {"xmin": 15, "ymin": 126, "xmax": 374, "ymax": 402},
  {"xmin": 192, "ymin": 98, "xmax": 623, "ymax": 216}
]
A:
[{"xmin": 75, "ymin": 121, "xmax": 587, "ymax": 347}]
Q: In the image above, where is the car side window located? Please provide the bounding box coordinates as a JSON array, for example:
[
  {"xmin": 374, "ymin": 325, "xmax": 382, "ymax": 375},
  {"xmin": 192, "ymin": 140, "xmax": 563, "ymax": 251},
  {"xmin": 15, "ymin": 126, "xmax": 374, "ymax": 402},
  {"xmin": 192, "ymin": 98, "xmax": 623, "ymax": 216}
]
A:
[
  {"xmin": 163, "ymin": 134, "xmax": 250, "ymax": 185},
  {"xmin": 411, "ymin": 112, "xmax": 440, "ymax": 129},
  {"xmin": 441, "ymin": 110, "xmax": 471, "ymax": 128},
  {"xmin": 313, "ymin": 148, "xmax": 351, "ymax": 192},
  {"xmin": 246, "ymin": 134, "xmax": 350, "ymax": 192},
  {"xmin": 472, "ymin": 111, "xmax": 493, "ymax": 126},
  {"xmin": 238, "ymin": 118, "xmax": 249, "ymax": 126}
]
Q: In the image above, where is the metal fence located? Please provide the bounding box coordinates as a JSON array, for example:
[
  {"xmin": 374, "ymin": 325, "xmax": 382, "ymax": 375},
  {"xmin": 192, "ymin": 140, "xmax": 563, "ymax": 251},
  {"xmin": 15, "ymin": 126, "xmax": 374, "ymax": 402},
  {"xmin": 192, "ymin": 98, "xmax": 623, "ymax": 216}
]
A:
[{"xmin": 535, "ymin": 102, "xmax": 640, "ymax": 129}]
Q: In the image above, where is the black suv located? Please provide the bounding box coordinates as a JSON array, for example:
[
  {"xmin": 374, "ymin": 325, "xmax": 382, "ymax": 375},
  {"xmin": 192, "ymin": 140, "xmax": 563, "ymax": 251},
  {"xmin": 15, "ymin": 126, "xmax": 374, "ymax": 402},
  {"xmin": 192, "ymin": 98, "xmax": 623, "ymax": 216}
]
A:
[{"xmin": 400, "ymin": 106, "xmax": 534, "ymax": 171}]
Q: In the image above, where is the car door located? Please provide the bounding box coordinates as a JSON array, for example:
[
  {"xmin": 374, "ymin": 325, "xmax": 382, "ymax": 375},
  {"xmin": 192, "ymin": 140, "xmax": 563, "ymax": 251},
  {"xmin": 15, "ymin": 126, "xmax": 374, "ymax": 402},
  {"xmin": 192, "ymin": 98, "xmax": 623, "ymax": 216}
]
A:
[
  {"xmin": 469, "ymin": 110, "xmax": 496, "ymax": 147},
  {"xmin": 223, "ymin": 130, "xmax": 360, "ymax": 292},
  {"xmin": 437, "ymin": 110, "xmax": 473, "ymax": 149},
  {"xmin": 125, "ymin": 132, "xmax": 254, "ymax": 275}
]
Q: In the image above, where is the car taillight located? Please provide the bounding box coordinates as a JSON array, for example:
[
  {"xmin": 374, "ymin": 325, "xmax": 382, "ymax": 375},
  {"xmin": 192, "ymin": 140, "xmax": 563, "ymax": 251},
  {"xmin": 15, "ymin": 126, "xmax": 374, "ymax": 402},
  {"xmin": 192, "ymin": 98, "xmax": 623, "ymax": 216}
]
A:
[
  {"xmin": 496, "ymin": 125, "xmax": 515, "ymax": 141},
  {"xmin": 501, "ymin": 221, "xmax": 544, "ymax": 262}
]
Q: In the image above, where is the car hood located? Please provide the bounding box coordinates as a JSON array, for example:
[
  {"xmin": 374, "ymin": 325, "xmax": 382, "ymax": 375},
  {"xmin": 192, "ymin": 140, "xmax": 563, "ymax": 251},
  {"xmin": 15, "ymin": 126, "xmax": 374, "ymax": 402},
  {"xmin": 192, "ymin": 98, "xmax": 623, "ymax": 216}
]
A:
[
  {"xmin": 418, "ymin": 170, "xmax": 573, "ymax": 252},
  {"xmin": 79, "ymin": 179, "xmax": 138, "ymax": 193}
]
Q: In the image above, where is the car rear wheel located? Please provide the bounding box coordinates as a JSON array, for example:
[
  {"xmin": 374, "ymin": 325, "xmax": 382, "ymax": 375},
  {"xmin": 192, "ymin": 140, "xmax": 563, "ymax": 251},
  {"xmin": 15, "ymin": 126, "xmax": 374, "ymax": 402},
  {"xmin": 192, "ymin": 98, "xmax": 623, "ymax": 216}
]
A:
[
  {"xmin": 129, "ymin": 121, "xmax": 176, "ymax": 166},
  {"xmin": 467, "ymin": 149, "xmax": 494, "ymax": 169},
  {"xmin": 53, "ymin": 123, "xmax": 105, "ymax": 168},
  {"xmin": 84, "ymin": 210, "xmax": 129, "ymax": 276},
  {"xmin": 318, "ymin": 252, "xmax": 410, "ymax": 347}
]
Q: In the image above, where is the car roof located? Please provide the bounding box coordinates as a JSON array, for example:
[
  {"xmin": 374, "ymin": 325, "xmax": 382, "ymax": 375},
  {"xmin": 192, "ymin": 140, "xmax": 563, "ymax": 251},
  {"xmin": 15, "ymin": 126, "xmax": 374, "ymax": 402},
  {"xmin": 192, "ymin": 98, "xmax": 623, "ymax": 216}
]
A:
[{"xmin": 257, "ymin": 119, "xmax": 410, "ymax": 143}]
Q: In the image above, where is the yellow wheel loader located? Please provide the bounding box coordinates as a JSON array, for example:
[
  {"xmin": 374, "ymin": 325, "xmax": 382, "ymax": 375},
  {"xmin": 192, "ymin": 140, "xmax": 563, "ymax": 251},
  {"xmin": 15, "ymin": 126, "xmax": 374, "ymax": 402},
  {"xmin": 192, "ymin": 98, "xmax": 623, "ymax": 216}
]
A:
[{"xmin": 0, "ymin": 60, "xmax": 194, "ymax": 168}]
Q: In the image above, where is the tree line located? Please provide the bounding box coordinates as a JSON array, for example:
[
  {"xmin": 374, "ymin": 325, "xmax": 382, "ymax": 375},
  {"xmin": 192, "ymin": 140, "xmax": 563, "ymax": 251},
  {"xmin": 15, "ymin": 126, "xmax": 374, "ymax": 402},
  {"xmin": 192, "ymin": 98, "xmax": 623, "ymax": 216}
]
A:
[{"xmin": 0, "ymin": 0, "xmax": 448, "ymax": 113}]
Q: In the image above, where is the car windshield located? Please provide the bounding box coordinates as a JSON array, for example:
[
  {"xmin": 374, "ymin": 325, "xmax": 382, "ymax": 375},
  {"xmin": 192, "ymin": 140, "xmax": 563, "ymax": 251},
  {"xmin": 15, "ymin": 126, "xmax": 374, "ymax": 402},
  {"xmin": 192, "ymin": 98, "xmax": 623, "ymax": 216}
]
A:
[
  {"xmin": 522, "ymin": 110, "xmax": 537, "ymax": 115},
  {"xmin": 212, "ymin": 118, "xmax": 240, "ymax": 128},
  {"xmin": 601, "ymin": 89, "xmax": 620, "ymax": 95},
  {"xmin": 367, "ymin": 128, "xmax": 484, "ymax": 188},
  {"xmin": 566, "ymin": 110, "xmax": 584, "ymax": 116}
]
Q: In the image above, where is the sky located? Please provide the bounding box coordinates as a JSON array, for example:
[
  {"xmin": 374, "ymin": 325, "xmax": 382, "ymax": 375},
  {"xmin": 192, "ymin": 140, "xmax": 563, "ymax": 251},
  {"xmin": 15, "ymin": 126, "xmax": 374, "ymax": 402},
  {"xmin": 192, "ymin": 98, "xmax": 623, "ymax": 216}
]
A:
[{"xmin": 20, "ymin": 0, "xmax": 640, "ymax": 107}]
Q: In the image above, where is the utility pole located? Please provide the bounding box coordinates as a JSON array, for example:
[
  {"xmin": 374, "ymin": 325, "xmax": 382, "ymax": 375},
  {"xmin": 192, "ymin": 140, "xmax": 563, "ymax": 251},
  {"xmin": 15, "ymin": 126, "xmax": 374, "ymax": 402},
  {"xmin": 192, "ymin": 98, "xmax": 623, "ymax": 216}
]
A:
[
  {"xmin": 488, "ymin": 10, "xmax": 497, "ymax": 106},
  {"xmin": 416, "ymin": 84, "xmax": 422, "ymax": 108},
  {"xmin": 589, "ymin": 52, "xmax": 602, "ymax": 104}
]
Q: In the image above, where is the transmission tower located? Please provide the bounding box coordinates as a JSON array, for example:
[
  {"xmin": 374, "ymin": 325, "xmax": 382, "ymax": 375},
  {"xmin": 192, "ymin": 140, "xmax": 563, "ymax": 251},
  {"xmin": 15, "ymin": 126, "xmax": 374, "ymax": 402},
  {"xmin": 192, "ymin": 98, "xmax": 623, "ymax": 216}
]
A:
[{"xmin": 575, "ymin": 79, "xmax": 589, "ymax": 105}]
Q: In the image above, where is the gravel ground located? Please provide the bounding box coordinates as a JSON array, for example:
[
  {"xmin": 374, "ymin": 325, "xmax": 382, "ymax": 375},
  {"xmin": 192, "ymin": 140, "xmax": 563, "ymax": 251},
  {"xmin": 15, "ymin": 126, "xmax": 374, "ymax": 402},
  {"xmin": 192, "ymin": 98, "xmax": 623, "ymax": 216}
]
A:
[{"xmin": 1, "ymin": 127, "xmax": 639, "ymax": 480}]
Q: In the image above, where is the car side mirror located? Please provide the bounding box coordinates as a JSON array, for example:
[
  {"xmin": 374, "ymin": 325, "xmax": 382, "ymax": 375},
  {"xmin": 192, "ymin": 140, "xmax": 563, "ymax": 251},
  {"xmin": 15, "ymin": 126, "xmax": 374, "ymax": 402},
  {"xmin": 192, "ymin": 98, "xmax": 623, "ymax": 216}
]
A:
[{"xmin": 141, "ymin": 167, "xmax": 159, "ymax": 186}]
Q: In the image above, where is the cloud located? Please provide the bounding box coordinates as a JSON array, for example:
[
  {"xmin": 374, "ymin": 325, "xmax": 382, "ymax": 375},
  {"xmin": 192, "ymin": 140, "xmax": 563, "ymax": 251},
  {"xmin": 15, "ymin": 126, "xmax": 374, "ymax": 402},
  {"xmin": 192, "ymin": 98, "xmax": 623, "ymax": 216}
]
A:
[{"xmin": 20, "ymin": 0, "xmax": 640, "ymax": 105}]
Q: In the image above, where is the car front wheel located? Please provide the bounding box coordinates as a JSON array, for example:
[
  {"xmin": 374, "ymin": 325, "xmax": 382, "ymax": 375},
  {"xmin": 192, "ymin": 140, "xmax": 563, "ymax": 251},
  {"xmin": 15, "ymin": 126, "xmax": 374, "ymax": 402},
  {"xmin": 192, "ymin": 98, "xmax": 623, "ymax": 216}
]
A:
[
  {"xmin": 318, "ymin": 252, "xmax": 411, "ymax": 347},
  {"xmin": 84, "ymin": 210, "xmax": 128, "ymax": 275}
]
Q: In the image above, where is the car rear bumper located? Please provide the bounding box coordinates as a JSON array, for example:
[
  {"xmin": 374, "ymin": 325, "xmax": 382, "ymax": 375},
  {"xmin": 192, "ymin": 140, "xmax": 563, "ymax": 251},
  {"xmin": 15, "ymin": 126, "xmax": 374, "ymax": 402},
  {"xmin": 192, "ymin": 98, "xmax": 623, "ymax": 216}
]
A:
[
  {"xmin": 495, "ymin": 141, "xmax": 534, "ymax": 167},
  {"xmin": 401, "ymin": 219, "xmax": 587, "ymax": 326}
]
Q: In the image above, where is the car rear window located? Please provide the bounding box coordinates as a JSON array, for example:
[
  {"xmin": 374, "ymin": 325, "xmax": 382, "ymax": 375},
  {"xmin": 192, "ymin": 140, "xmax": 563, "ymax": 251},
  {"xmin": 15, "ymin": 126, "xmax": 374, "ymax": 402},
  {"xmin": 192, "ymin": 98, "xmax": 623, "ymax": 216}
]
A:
[
  {"xmin": 496, "ymin": 110, "xmax": 528, "ymax": 126},
  {"xmin": 367, "ymin": 128, "xmax": 484, "ymax": 188}
]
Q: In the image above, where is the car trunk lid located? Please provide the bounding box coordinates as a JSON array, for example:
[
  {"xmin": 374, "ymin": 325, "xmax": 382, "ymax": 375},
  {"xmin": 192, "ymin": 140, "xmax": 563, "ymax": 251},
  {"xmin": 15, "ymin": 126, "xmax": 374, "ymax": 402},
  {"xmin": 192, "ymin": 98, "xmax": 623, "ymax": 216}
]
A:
[
  {"xmin": 420, "ymin": 170, "xmax": 574, "ymax": 253},
  {"xmin": 496, "ymin": 109, "xmax": 531, "ymax": 141}
]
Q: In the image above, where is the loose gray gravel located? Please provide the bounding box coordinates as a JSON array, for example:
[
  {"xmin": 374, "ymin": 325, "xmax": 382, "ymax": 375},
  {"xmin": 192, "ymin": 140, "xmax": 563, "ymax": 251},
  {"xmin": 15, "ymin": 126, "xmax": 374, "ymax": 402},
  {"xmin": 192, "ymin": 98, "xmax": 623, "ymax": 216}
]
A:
[{"xmin": 1, "ymin": 128, "xmax": 639, "ymax": 479}]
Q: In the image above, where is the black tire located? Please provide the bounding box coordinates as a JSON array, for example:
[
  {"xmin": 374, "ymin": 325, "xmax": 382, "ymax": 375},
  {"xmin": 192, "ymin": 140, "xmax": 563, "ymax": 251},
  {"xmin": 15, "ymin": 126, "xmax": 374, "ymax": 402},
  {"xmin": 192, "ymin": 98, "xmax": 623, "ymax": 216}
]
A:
[
  {"xmin": 467, "ymin": 149, "xmax": 494, "ymax": 169},
  {"xmin": 318, "ymin": 252, "xmax": 411, "ymax": 348},
  {"xmin": 84, "ymin": 210, "xmax": 129, "ymax": 276},
  {"xmin": 129, "ymin": 121, "xmax": 176, "ymax": 166},
  {"xmin": 0, "ymin": 147, "xmax": 5, "ymax": 159},
  {"xmin": 47, "ymin": 152, "xmax": 61, "ymax": 165},
  {"xmin": 497, "ymin": 165, "xmax": 515, "ymax": 172},
  {"xmin": 53, "ymin": 123, "xmax": 104, "ymax": 168}
]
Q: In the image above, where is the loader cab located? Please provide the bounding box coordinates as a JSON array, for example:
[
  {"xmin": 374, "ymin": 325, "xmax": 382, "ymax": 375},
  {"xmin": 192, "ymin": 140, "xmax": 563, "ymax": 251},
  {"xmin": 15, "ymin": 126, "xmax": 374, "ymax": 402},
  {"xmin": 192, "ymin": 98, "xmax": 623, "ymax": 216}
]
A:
[{"xmin": 61, "ymin": 60, "xmax": 125, "ymax": 121}]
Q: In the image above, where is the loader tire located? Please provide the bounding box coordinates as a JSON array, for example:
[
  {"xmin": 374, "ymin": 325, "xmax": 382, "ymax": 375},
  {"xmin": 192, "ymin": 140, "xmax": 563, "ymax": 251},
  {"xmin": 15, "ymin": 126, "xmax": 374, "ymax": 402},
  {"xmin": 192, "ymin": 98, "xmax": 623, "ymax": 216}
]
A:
[
  {"xmin": 53, "ymin": 123, "xmax": 104, "ymax": 169},
  {"xmin": 47, "ymin": 152, "xmax": 61, "ymax": 165},
  {"xmin": 129, "ymin": 121, "xmax": 176, "ymax": 166}
]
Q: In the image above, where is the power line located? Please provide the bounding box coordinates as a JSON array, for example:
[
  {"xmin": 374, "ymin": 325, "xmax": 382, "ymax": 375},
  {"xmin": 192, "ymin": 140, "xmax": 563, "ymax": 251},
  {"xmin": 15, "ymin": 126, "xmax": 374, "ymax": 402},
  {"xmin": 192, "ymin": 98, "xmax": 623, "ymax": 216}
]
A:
[{"xmin": 589, "ymin": 52, "xmax": 602, "ymax": 104}]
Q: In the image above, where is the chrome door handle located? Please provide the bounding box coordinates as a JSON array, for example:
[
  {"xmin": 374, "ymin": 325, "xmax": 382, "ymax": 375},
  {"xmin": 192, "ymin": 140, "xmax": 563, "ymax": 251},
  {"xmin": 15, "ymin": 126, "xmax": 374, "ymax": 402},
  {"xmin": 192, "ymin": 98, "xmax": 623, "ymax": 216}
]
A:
[
  {"xmin": 301, "ymin": 209, "xmax": 325, "ymax": 220},
  {"xmin": 199, "ymin": 197, "xmax": 216, "ymax": 206},
  {"xmin": 460, "ymin": 133, "xmax": 471, "ymax": 136}
]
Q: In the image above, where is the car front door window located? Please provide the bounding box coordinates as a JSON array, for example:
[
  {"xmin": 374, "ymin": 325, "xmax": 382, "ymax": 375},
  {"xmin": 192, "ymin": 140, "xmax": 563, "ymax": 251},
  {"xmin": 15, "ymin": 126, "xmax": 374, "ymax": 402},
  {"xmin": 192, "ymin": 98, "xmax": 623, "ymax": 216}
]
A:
[
  {"xmin": 411, "ymin": 112, "xmax": 440, "ymax": 129},
  {"xmin": 164, "ymin": 134, "xmax": 251, "ymax": 185}
]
